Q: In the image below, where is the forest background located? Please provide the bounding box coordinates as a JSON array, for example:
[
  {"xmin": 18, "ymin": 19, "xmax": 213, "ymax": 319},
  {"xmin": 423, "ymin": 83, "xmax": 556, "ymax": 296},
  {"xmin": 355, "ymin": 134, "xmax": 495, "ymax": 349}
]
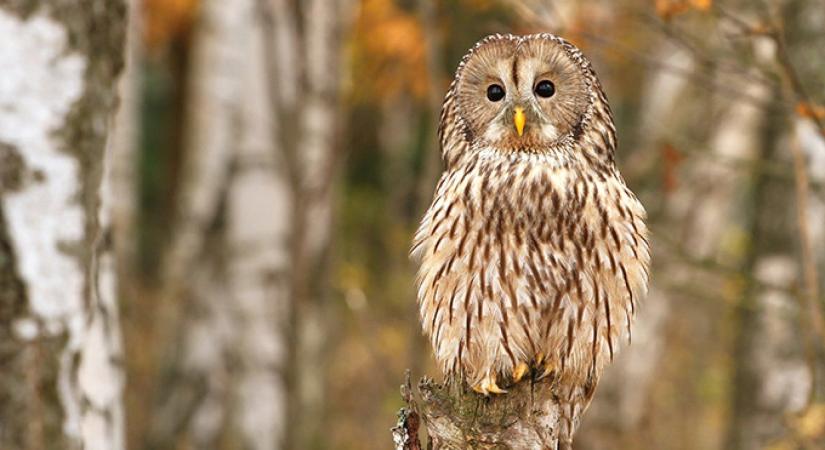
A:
[{"xmin": 1, "ymin": 0, "xmax": 825, "ymax": 449}]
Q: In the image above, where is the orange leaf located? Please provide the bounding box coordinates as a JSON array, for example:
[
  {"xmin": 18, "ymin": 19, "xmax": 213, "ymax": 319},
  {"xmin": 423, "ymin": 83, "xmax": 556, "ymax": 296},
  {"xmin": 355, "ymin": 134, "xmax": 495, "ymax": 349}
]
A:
[
  {"xmin": 351, "ymin": 0, "xmax": 430, "ymax": 101},
  {"xmin": 655, "ymin": 0, "xmax": 687, "ymax": 20},
  {"xmin": 796, "ymin": 102, "xmax": 825, "ymax": 120},
  {"xmin": 655, "ymin": 0, "xmax": 711, "ymax": 20},
  {"xmin": 661, "ymin": 143, "xmax": 684, "ymax": 194},
  {"xmin": 690, "ymin": 0, "xmax": 713, "ymax": 11},
  {"xmin": 143, "ymin": 0, "xmax": 200, "ymax": 53}
]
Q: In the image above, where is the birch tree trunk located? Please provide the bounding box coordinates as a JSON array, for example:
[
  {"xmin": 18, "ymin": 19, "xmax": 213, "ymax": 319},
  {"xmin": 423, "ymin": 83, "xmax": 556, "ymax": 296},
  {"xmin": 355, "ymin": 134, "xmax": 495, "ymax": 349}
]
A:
[
  {"xmin": 0, "ymin": 2, "xmax": 126, "ymax": 449},
  {"xmin": 146, "ymin": 0, "xmax": 352, "ymax": 448},
  {"xmin": 724, "ymin": 14, "xmax": 818, "ymax": 446},
  {"xmin": 725, "ymin": 94, "xmax": 813, "ymax": 450},
  {"xmin": 110, "ymin": 0, "xmax": 140, "ymax": 276},
  {"xmin": 263, "ymin": 0, "xmax": 353, "ymax": 447},
  {"xmin": 147, "ymin": 0, "xmax": 292, "ymax": 449},
  {"xmin": 225, "ymin": 14, "xmax": 293, "ymax": 448}
]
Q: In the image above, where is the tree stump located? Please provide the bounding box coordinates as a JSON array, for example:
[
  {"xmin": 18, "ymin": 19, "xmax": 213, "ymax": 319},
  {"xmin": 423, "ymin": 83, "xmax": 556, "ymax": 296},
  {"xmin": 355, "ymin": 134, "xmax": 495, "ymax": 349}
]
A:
[{"xmin": 393, "ymin": 371, "xmax": 575, "ymax": 450}]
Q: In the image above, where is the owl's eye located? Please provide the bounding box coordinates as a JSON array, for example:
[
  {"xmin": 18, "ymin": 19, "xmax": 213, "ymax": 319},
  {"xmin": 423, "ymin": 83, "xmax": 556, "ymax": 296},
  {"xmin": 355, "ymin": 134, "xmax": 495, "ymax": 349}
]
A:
[
  {"xmin": 535, "ymin": 80, "xmax": 555, "ymax": 98},
  {"xmin": 486, "ymin": 84, "xmax": 505, "ymax": 102}
]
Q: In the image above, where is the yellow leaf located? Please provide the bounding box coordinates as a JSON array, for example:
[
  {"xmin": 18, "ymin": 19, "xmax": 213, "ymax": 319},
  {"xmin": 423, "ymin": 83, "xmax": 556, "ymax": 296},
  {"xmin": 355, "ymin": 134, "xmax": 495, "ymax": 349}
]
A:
[{"xmin": 795, "ymin": 404, "xmax": 825, "ymax": 440}]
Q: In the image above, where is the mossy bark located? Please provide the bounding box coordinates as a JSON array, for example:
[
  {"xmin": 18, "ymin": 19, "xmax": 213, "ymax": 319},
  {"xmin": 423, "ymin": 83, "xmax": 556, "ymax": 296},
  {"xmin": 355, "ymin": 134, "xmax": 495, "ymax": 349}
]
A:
[
  {"xmin": 0, "ymin": 199, "xmax": 66, "ymax": 450},
  {"xmin": 395, "ymin": 373, "xmax": 573, "ymax": 450}
]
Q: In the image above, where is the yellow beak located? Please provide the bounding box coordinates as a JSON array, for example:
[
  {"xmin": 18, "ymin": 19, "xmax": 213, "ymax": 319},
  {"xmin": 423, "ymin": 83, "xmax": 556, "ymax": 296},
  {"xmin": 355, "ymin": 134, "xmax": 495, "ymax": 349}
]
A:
[{"xmin": 514, "ymin": 107, "xmax": 526, "ymax": 137}]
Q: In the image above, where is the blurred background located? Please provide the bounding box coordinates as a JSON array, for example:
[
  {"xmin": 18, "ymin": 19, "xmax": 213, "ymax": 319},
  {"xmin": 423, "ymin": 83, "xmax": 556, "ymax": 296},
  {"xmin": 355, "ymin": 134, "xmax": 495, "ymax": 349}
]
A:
[{"xmin": 110, "ymin": 0, "xmax": 825, "ymax": 449}]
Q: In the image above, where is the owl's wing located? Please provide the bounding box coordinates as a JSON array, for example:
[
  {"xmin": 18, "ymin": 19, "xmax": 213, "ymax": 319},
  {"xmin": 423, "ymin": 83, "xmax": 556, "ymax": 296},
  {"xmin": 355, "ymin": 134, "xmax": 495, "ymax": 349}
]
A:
[
  {"xmin": 437, "ymin": 80, "xmax": 470, "ymax": 169},
  {"xmin": 411, "ymin": 82, "xmax": 469, "ymax": 260}
]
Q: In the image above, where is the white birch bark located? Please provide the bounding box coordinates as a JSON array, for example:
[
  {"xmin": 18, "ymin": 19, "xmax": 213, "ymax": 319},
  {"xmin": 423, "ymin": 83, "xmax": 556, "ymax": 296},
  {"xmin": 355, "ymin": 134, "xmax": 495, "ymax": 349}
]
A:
[
  {"xmin": 292, "ymin": 0, "xmax": 341, "ymax": 442},
  {"xmin": 227, "ymin": 16, "xmax": 292, "ymax": 449},
  {"xmin": 723, "ymin": 114, "xmax": 820, "ymax": 450},
  {"xmin": 298, "ymin": 0, "xmax": 346, "ymax": 258},
  {"xmin": 676, "ymin": 83, "xmax": 767, "ymax": 258},
  {"xmin": 150, "ymin": 1, "xmax": 292, "ymax": 449},
  {"xmin": 287, "ymin": 0, "xmax": 354, "ymax": 446},
  {"xmin": 736, "ymin": 255, "xmax": 811, "ymax": 447},
  {"xmin": 797, "ymin": 119, "xmax": 825, "ymax": 271},
  {"xmin": 0, "ymin": 3, "xmax": 126, "ymax": 449},
  {"xmin": 723, "ymin": 36, "xmax": 814, "ymax": 450},
  {"xmin": 148, "ymin": 1, "xmax": 243, "ymax": 441},
  {"xmin": 148, "ymin": 0, "xmax": 241, "ymax": 444},
  {"xmin": 161, "ymin": 0, "xmax": 243, "ymax": 287}
]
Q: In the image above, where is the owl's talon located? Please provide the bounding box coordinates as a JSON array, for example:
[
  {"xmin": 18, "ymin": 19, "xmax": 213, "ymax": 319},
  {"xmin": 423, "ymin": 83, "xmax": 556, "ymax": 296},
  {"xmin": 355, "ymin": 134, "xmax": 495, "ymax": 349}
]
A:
[
  {"xmin": 539, "ymin": 362, "xmax": 556, "ymax": 379},
  {"xmin": 513, "ymin": 362, "xmax": 529, "ymax": 383},
  {"xmin": 473, "ymin": 374, "xmax": 507, "ymax": 395},
  {"xmin": 486, "ymin": 379, "xmax": 507, "ymax": 394}
]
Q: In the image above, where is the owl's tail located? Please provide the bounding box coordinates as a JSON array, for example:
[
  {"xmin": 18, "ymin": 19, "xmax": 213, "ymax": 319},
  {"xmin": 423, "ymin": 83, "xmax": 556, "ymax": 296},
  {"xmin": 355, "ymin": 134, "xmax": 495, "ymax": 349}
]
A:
[{"xmin": 556, "ymin": 376, "xmax": 599, "ymax": 449}]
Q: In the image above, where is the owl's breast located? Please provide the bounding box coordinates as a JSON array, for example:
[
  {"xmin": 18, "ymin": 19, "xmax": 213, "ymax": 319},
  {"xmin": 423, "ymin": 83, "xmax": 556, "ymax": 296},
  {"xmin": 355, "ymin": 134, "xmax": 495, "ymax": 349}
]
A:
[{"xmin": 413, "ymin": 156, "xmax": 650, "ymax": 384}]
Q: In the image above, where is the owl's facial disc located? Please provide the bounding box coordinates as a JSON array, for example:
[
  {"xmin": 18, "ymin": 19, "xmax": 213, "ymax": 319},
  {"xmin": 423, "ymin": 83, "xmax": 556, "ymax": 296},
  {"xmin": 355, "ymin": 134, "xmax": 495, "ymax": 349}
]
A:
[{"xmin": 455, "ymin": 34, "xmax": 592, "ymax": 153}]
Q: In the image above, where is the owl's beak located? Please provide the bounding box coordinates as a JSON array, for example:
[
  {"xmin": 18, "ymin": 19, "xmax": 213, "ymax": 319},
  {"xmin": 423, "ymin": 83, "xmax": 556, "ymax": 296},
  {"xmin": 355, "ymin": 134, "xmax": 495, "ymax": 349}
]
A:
[{"xmin": 514, "ymin": 107, "xmax": 526, "ymax": 137}]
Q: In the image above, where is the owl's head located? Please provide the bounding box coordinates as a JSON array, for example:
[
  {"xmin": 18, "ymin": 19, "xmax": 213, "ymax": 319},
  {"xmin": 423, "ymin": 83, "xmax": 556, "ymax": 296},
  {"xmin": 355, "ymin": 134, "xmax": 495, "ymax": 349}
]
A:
[{"xmin": 452, "ymin": 33, "xmax": 606, "ymax": 156}]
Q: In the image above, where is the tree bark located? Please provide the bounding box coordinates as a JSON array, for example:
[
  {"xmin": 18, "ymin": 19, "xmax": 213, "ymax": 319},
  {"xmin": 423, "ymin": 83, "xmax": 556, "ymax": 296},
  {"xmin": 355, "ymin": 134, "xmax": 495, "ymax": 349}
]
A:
[
  {"xmin": 395, "ymin": 374, "xmax": 583, "ymax": 450},
  {"xmin": 224, "ymin": 14, "xmax": 293, "ymax": 448},
  {"xmin": 724, "ymin": 12, "xmax": 817, "ymax": 445},
  {"xmin": 147, "ymin": 1, "xmax": 243, "ymax": 444},
  {"xmin": 724, "ymin": 79, "xmax": 819, "ymax": 449},
  {"xmin": 109, "ymin": 0, "xmax": 140, "ymax": 277},
  {"xmin": 146, "ymin": 1, "xmax": 292, "ymax": 449},
  {"xmin": 0, "ymin": 1, "xmax": 127, "ymax": 449},
  {"xmin": 262, "ymin": 0, "xmax": 354, "ymax": 447}
]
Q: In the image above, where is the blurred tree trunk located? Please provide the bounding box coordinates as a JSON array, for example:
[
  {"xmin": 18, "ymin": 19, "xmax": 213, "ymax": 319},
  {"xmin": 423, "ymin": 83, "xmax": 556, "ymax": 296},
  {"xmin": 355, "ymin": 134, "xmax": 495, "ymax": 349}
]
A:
[
  {"xmin": 796, "ymin": 119, "xmax": 825, "ymax": 413},
  {"xmin": 110, "ymin": 0, "xmax": 141, "ymax": 277},
  {"xmin": 725, "ymin": 90, "xmax": 813, "ymax": 450},
  {"xmin": 723, "ymin": 41, "xmax": 825, "ymax": 448},
  {"xmin": 0, "ymin": 2, "xmax": 126, "ymax": 450},
  {"xmin": 262, "ymin": 0, "xmax": 354, "ymax": 448},
  {"xmin": 147, "ymin": 0, "xmax": 291, "ymax": 449},
  {"xmin": 148, "ymin": 0, "xmax": 241, "ymax": 444},
  {"xmin": 147, "ymin": 0, "xmax": 352, "ymax": 448},
  {"xmin": 225, "ymin": 16, "xmax": 293, "ymax": 447},
  {"xmin": 724, "ymin": 6, "xmax": 821, "ymax": 445},
  {"xmin": 797, "ymin": 118, "xmax": 825, "ymax": 309},
  {"xmin": 110, "ymin": 4, "xmax": 145, "ymax": 443}
]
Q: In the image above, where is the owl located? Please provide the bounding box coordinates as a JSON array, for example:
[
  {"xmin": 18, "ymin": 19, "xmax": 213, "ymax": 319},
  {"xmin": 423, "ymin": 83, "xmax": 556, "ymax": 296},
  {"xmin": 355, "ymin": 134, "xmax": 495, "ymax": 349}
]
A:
[{"xmin": 412, "ymin": 33, "xmax": 650, "ymax": 444}]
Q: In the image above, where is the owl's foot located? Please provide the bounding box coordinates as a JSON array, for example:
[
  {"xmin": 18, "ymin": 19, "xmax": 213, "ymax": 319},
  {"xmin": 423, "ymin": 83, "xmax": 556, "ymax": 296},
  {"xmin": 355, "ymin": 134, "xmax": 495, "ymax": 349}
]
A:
[
  {"xmin": 472, "ymin": 374, "xmax": 507, "ymax": 395},
  {"xmin": 512, "ymin": 362, "xmax": 529, "ymax": 383}
]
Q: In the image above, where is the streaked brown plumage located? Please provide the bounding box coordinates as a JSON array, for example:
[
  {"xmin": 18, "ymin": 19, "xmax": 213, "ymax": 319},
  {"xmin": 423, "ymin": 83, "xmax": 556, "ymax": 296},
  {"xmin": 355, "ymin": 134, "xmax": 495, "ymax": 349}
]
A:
[{"xmin": 412, "ymin": 33, "xmax": 650, "ymax": 445}]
